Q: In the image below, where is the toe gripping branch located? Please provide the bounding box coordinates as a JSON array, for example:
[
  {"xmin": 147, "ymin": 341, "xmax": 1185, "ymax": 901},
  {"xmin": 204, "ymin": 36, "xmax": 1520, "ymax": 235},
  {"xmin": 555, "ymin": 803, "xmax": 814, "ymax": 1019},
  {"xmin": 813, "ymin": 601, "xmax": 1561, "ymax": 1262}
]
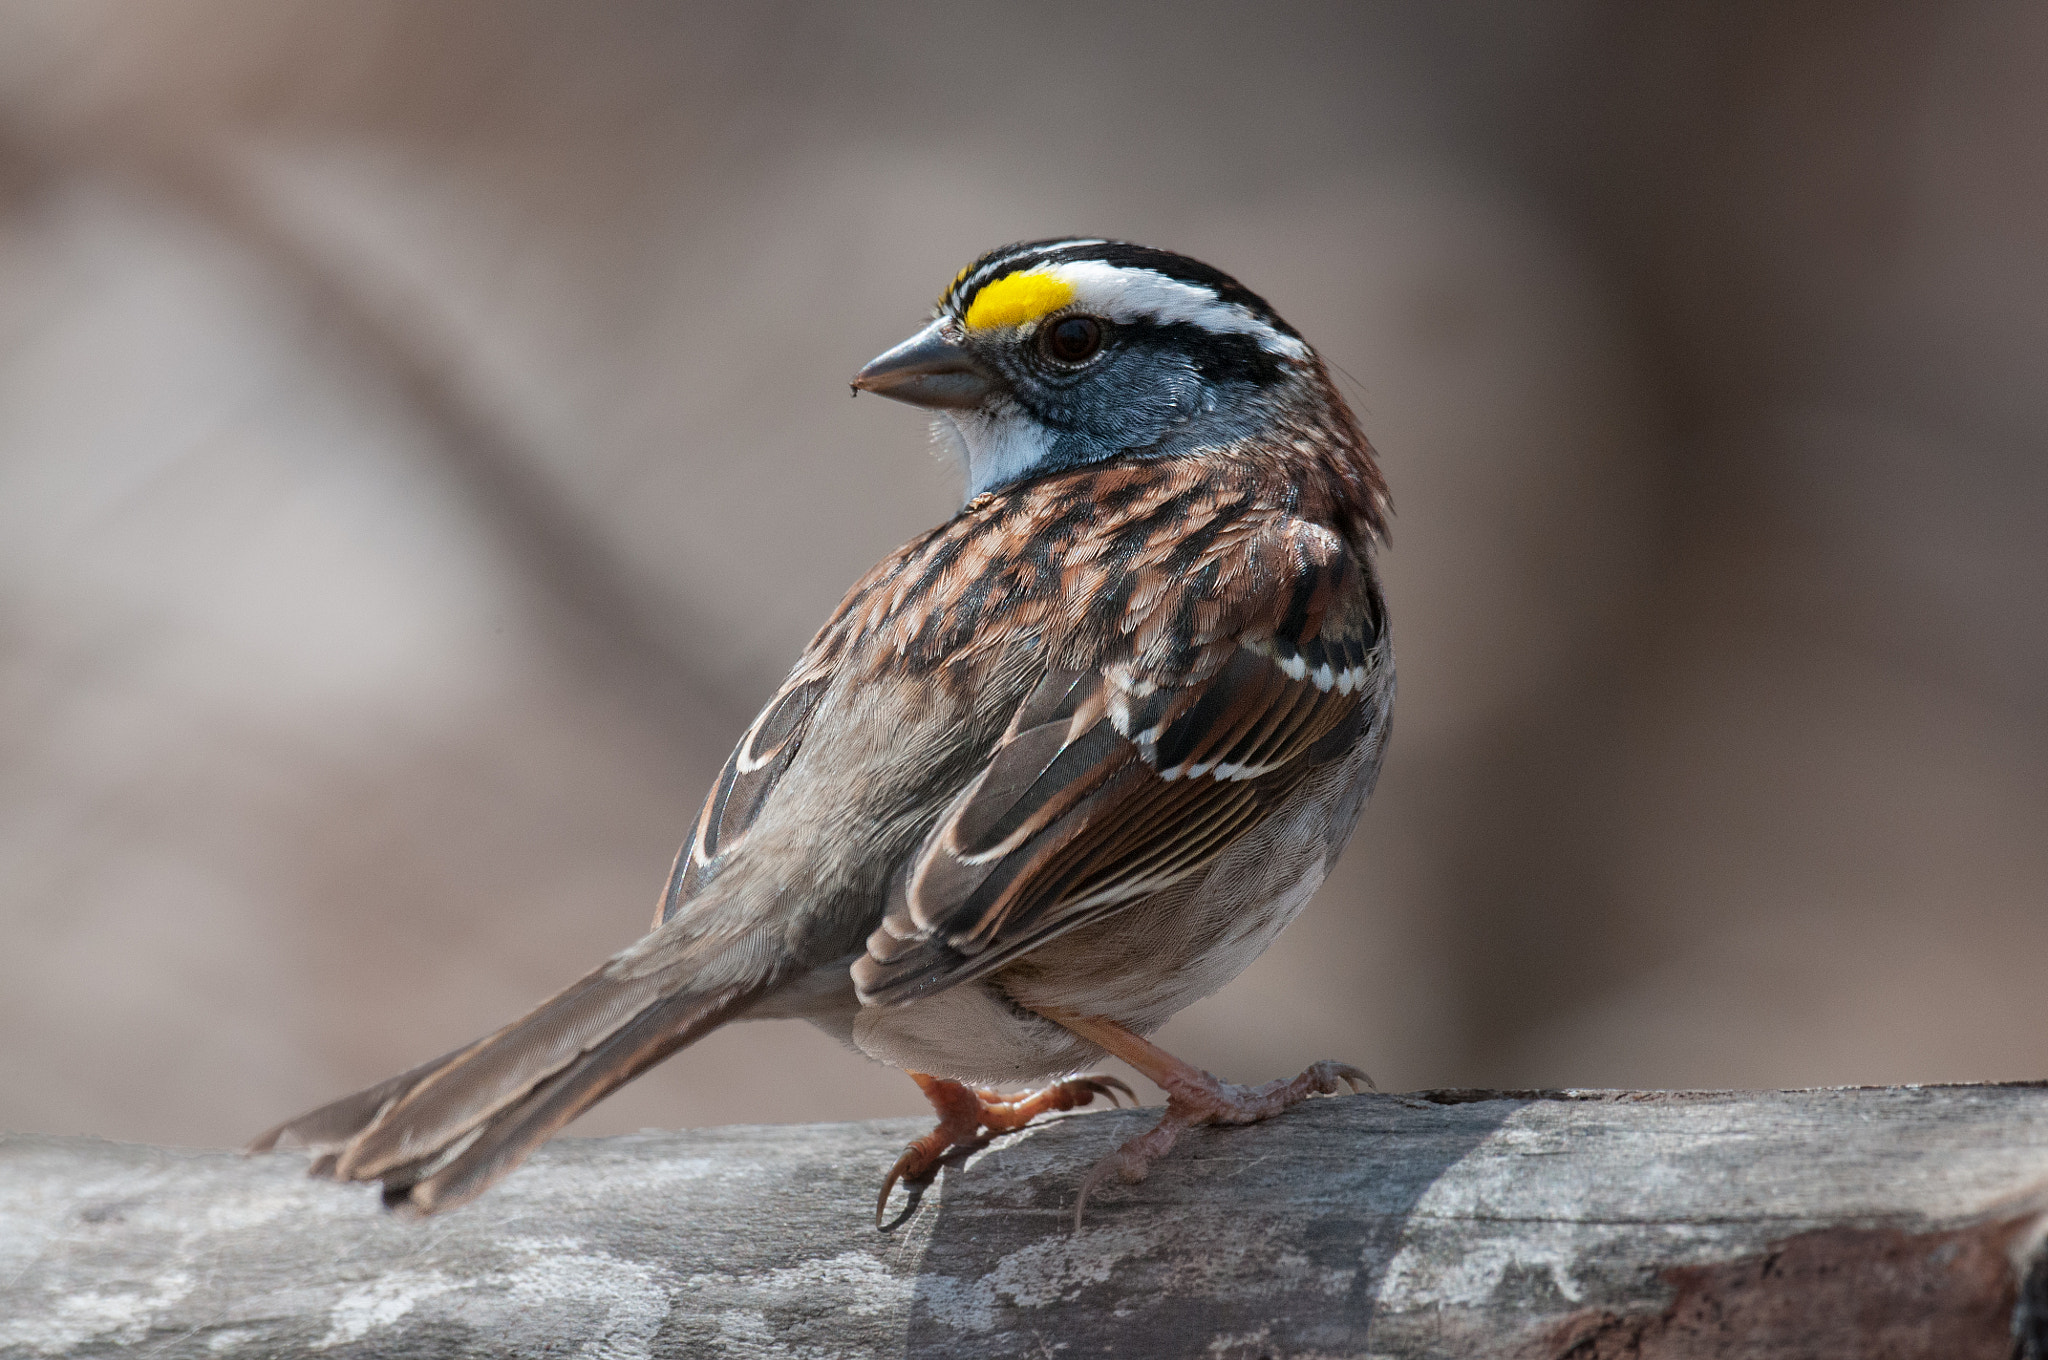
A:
[
  {"xmin": 1031, "ymin": 1005, "xmax": 1372, "ymax": 1230},
  {"xmin": 1072, "ymin": 1059, "xmax": 1372, "ymax": 1229},
  {"xmin": 877, "ymin": 1073, "xmax": 1134, "ymax": 1227}
]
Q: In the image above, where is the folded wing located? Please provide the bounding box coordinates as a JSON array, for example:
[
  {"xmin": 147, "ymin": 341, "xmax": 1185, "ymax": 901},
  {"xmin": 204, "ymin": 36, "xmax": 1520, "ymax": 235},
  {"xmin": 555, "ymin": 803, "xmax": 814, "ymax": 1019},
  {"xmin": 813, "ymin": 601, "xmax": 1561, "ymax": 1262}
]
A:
[{"xmin": 853, "ymin": 520, "xmax": 1386, "ymax": 1005}]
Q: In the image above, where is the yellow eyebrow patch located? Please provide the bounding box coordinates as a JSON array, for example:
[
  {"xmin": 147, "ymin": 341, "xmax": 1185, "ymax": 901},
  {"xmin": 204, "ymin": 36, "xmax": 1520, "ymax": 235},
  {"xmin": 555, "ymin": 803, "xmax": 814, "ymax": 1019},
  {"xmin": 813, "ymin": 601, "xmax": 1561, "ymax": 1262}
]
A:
[{"xmin": 964, "ymin": 270, "xmax": 1075, "ymax": 330}]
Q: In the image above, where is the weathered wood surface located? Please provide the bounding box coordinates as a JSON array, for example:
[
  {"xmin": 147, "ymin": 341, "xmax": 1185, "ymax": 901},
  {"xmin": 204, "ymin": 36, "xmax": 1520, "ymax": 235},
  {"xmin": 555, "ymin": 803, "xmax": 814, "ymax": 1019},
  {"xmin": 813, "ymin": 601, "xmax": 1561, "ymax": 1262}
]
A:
[{"xmin": 5, "ymin": 1085, "xmax": 2048, "ymax": 1358}]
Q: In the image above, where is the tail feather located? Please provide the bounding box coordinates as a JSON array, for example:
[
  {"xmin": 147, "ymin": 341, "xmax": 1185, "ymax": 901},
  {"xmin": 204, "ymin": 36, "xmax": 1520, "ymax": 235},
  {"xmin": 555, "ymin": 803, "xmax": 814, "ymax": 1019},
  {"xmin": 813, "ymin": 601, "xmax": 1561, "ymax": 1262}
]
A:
[
  {"xmin": 388, "ymin": 982, "xmax": 760, "ymax": 1214},
  {"xmin": 248, "ymin": 1041, "xmax": 475, "ymax": 1155},
  {"xmin": 250, "ymin": 928, "xmax": 777, "ymax": 1214},
  {"xmin": 333, "ymin": 964, "xmax": 676, "ymax": 1182}
]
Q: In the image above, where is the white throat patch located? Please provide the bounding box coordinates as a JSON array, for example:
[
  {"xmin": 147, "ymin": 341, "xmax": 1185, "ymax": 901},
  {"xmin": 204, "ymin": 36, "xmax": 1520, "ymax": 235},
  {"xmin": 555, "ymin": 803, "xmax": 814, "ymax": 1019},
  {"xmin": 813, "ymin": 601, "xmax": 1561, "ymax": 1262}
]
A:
[{"xmin": 938, "ymin": 404, "xmax": 1055, "ymax": 501}]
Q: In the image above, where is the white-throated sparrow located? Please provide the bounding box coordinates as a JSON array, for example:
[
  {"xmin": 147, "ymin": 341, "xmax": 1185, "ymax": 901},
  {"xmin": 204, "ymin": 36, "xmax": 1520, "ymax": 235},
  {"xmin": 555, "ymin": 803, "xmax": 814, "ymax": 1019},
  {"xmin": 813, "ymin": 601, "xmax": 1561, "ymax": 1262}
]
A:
[{"xmin": 254, "ymin": 239, "xmax": 1394, "ymax": 1227}]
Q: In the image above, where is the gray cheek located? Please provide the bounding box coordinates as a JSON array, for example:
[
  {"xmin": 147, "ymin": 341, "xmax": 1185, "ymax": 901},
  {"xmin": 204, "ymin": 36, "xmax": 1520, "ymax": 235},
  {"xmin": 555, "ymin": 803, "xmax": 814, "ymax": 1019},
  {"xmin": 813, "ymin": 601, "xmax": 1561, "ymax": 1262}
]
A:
[{"xmin": 1057, "ymin": 355, "xmax": 1206, "ymax": 445}]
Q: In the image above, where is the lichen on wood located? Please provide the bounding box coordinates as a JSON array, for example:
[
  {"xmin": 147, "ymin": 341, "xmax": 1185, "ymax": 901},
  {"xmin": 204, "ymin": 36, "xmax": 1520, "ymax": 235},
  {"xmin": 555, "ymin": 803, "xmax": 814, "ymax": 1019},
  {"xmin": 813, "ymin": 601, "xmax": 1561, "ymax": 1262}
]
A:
[{"xmin": 4, "ymin": 1085, "xmax": 2047, "ymax": 1358}]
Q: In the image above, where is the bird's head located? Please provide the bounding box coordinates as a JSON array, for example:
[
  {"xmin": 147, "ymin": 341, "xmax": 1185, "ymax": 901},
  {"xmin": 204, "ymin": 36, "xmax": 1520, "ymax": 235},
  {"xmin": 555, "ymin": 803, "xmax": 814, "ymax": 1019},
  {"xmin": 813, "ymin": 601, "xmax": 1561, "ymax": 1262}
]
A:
[{"xmin": 854, "ymin": 239, "xmax": 1326, "ymax": 500}]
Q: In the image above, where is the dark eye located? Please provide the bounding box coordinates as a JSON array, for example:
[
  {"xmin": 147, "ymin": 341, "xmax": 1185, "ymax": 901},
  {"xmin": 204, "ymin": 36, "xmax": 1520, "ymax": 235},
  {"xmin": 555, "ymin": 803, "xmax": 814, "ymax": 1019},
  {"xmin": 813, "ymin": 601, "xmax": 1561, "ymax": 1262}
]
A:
[{"xmin": 1042, "ymin": 315, "xmax": 1104, "ymax": 364}]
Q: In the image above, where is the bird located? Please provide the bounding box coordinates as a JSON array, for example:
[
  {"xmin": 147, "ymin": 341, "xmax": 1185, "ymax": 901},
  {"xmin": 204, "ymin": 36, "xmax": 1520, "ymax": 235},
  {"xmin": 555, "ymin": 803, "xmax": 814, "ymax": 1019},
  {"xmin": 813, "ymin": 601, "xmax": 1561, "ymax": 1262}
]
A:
[{"xmin": 252, "ymin": 237, "xmax": 1394, "ymax": 1228}]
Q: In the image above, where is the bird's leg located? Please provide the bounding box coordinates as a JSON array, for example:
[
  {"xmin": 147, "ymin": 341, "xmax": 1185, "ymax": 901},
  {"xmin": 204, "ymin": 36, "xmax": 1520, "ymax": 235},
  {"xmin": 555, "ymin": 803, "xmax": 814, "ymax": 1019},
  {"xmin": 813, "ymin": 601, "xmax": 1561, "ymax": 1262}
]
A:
[
  {"xmin": 875, "ymin": 1069, "xmax": 1133, "ymax": 1225},
  {"xmin": 1037, "ymin": 1008, "xmax": 1372, "ymax": 1228}
]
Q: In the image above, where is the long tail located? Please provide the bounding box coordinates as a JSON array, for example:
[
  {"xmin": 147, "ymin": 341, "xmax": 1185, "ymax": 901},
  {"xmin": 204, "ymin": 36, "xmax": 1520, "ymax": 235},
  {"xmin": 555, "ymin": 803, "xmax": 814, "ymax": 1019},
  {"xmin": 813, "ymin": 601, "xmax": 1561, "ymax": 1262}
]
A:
[{"xmin": 250, "ymin": 925, "xmax": 780, "ymax": 1215}]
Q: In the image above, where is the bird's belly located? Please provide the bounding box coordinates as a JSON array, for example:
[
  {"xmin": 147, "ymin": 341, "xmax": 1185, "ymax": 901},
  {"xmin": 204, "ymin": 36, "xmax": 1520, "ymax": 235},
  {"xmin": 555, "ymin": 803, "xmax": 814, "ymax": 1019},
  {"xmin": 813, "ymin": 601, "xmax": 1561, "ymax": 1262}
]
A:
[{"xmin": 847, "ymin": 980, "xmax": 1098, "ymax": 1086}]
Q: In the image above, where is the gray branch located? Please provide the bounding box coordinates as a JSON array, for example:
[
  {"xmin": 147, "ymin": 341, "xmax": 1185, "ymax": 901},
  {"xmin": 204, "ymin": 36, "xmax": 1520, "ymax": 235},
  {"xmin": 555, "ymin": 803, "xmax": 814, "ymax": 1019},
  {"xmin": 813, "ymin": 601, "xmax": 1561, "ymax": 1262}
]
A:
[{"xmin": 6, "ymin": 1086, "xmax": 2048, "ymax": 1358}]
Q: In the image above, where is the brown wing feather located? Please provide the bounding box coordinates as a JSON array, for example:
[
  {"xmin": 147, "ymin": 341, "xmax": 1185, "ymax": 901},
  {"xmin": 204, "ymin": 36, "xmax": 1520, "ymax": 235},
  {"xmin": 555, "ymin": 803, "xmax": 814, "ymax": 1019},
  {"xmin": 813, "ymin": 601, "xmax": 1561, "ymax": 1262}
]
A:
[{"xmin": 852, "ymin": 521, "xmax": 1386, "ymax": 1006}]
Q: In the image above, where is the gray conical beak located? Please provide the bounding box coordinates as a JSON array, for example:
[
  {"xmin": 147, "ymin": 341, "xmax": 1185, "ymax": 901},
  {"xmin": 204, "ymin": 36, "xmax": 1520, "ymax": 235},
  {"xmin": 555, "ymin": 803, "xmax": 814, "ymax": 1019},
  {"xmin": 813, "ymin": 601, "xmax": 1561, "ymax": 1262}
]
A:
[{"xmin": 852, "ymin": 322, "xmax": 995, "ymax": 409}]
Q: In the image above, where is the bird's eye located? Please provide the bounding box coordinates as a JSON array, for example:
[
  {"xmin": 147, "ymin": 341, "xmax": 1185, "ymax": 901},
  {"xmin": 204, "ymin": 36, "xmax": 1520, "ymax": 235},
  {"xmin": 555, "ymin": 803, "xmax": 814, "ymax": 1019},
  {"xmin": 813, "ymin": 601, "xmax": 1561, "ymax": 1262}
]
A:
[{"xmin": 1042, "ymin": 315, "xmax": 1104, "ymax": 365}]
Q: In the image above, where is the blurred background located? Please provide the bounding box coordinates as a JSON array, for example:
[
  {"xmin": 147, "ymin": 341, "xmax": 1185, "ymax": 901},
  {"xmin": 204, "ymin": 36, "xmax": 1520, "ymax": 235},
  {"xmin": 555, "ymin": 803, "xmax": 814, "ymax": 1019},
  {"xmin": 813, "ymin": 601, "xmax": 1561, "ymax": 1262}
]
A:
[{"xmin": 2, "ymin": 1, "xmax": 2044, "ymax": 1150}]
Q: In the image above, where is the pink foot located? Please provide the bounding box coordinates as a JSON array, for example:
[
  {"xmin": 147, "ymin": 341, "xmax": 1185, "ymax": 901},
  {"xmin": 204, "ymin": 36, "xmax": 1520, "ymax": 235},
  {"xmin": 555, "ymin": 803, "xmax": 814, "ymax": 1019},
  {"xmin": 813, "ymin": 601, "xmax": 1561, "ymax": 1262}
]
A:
[
  {"xmin": 1074, "ymin": 1060, "xmax": 1372, "ymax": 1228},
  {"xmin": 878, "ymin": 1072, "xmax": 1133, "ymax": 1226}
]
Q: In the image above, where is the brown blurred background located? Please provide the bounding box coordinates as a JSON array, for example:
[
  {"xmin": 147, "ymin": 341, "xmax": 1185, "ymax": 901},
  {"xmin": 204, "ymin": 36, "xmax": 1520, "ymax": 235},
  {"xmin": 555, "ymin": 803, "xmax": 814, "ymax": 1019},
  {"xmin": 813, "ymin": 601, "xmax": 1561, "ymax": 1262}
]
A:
[{"xmin": 2, "ymin": 2, "xmax": 2044, "ymax": 1150}]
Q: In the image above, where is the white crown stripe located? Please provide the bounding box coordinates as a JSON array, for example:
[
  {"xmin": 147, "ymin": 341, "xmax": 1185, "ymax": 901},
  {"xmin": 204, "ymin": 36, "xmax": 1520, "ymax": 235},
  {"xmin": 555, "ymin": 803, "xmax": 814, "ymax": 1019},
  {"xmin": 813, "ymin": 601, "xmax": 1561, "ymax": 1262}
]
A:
[{"xmin": 1038, "ymin": 260, "xmax": 1310, "ymax": 359}]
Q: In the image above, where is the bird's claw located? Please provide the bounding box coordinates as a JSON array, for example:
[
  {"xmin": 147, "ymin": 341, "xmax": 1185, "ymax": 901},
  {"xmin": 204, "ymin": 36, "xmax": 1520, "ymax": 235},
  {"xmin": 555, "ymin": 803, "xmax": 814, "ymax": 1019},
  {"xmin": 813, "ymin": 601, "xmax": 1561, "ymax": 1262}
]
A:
[
  {"xmin": 876, "ymin": 1136, "xmax": 948, "ymax": 1228},
  {"xmin": 1318, "ymin": 1061, "xmax": 1376, "ymax": 1094},
  {"xmin": 876, "ymin": 1073, "xmax": 1131, "ymax": 1229}
]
